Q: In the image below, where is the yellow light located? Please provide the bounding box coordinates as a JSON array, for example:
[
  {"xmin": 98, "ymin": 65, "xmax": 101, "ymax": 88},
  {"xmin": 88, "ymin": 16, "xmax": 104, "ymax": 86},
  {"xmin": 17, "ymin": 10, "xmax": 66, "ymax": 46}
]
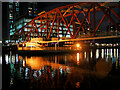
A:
[
  {"xmin": 76, "ymin": 44, "xmax": 80, "ymax": 47},
  {"xmin": 23, "ymin": 43, "xmax": 25, "ymax": 46}
]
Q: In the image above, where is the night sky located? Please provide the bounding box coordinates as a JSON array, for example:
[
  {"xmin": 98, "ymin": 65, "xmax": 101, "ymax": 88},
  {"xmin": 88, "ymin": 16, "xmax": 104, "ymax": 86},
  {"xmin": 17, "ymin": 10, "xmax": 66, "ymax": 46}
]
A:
[
  {"xmin": 2, "ymin": 2, "xmax": 9, "ymax": 40},
  {"xmin": 2, "ymin": 2, "xmax": 120, "ymax": 40}
]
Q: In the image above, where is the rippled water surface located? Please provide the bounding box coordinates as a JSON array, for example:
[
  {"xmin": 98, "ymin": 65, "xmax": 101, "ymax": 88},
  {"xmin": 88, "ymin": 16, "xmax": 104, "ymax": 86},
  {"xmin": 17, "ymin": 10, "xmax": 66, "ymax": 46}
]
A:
[{"xmin": 2, "ymin": 48, "xmax": 120, "ymax": 89}]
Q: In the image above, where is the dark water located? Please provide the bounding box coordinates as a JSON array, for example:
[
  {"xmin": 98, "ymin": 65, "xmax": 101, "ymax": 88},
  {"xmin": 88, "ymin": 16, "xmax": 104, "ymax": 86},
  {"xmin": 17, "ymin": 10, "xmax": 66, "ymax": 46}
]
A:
[{"xmin": 2, "ymin": 48, "xmax": 120, "ymax": 89}]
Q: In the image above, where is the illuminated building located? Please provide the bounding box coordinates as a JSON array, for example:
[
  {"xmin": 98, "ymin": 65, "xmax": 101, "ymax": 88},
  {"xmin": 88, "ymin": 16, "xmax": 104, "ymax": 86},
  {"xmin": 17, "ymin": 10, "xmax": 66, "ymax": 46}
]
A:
[
  {"xmin": 12, "ymin": 18, "xmax": 73, "ymax": 42},
  {"xmin": 9, "ymin": 2, "xmax": 19, "ymax": 39},
  {"xmin": 8, "ymin": 2, "xmax": 73, "ymax": 42},
  {"xmin": 8, "ymin": 2, "xmax": 38, "ymax": 42}
]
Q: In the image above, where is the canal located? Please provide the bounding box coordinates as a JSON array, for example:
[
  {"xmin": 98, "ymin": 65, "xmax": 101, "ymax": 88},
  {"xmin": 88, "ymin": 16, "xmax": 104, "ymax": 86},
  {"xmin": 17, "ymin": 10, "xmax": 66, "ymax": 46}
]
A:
[{"xmin": 2, "ymin": 48, "xmax": 120, "ymax": 89}]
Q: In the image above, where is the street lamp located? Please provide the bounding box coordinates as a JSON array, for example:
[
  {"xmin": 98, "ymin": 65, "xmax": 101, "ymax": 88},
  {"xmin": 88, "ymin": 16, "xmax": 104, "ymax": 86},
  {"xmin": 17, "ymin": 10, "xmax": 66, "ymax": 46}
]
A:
[{"xmin": 76, "ymin": 44, "xmax": 80, "ymax": 48}]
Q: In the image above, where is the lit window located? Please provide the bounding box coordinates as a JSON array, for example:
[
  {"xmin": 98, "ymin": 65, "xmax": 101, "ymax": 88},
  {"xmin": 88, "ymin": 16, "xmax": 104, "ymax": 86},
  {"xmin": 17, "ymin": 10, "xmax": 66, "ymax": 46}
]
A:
[
  {"xmin": 66, "ymin": 35, "xmax": 70, "ymax": 38},
  {"xmin": 59, "ymin": 31, "xmax": 62, "ymax": 33},
  {"xmin": 9, "ymin": 21, "xmax": 13, "ymax": 23},
  {"xmin": 59, "ymin": 27, "xmax": 62, "ymax": 30},
  {"xmin": 17, "ymin": 24, "xmax": 22, "ymax": 29},
  {"xmin": 10, "ymin": 29, "xmax": 12, "ymax": 32},
  {"xmin": 63, "ymin": 28, "xmax": 67, "ymax": 30},
  {"xmin": 10, "ymin": 10, "xmax": 13, "ymax": 12},
  {"xmin": 34, "ymin": 14, "xmax": 37, "ymax": 16},
  {"xmin": 34, "ymin": 8, "xmax": 37, "ymax": 10},
  {"xmin": 9, "ymin": 5, "xmax": 13, "ymax": 9},
  {"xmin": 29, "ymin": 14, "xmax": 32, "ymax": 16},
  {"xmin": 13, "ymin": 28, "xmax": 15, "ymax": 31},
  {"xmin": 24, "ymin": 23, "xmax": 27, "ymax": 25},
  {"xmin": 29, "ymin": 11, "xmax": 32, "ymax": 13},
  {"xmin": 59, "ymin": 35, "xmax": 62, "ymax": 37},
  {"xmin": 24, "ymin": 28, "xmax": 27, "ymax": 31},
  {"xmin": 9, "ymin": 16, "xmax": 13, "ymax": 19},
  {"xmin": 70, "ymin": 25, "xmax": 73, "ymax": 28},
  {"xmin": 10, "ymin": 25, "xmax": 12, "ymax": 28},
  {"xmin": 70, "ymin": 28, "xmax": 73, "ymax": 31},
  {"xmin": 28, "ymin": 8, "xmax": 32, "ymax": 10},
  {"xmin": 16, "ymin": 8, "xmax": 19, "ymax": 11},
  {"xmin": 15, "ymin": 3, "xmax": 19, "ymax": 6},
  {"xmin": 10, "ymin": 32, "xmax": 14, "ymax": 35}
]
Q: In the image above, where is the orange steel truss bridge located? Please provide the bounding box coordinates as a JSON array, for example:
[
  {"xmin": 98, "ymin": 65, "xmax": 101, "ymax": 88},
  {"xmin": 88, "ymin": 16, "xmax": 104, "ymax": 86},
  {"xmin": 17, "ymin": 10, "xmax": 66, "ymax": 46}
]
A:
[{"xmin": 13, "ymin": 2, "xmax": 120, "ymax": 42}]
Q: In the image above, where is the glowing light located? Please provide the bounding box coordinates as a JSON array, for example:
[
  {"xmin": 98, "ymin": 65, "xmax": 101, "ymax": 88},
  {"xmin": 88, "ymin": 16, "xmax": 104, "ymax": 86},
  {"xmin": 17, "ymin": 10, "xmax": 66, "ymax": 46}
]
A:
[
  {"xmin": 77, "ymin": 53, "xmax": 79, "ymax": 65},
  {"xmin": 117, "ymin": 49, "xmax": 118, "ymax": 58},
  {"xmin": 23, "ymin": 43, "xmax": 25, "ymax": 46},
  {"xmin": 114, "ymin": 49, "xmax": 116, "ymax": 57},
  {"xmin": 0, "ymin": 56, "xmax": 2, "ymax": 64},
  {"xmin": 102, "ymin": 49, "xmax": 104, "ymax": 58},
  {"xmin": 107, "ymin": 49, "xmax": 109, "ymax": 58},
  {"xmin": 84, "ymin": 52, "xmax": 86, "ymax": 59},
  {"xmin": 12, "ymin": 55, "xmax": 15, "ymax": 64},
  {"xmin": 76, "ymin": 82, "xmax": 80, "ymax": 88},
  {"xmin": 16, "ymin": 54, "xmax": 18, "ymax": 63},
  {"xmin": 96, "ymin": 49, "xmax": 99, "ymax": 59},
  {"xmin": 111, "ymin": 49, "xmax": 113, "ymax": 58},
  {"xmin": 33, "ymin": 71, "xmax": 37, "ymax": 77},
  {"xmin": 60, "ymin": 68, "xmax": 63, "ymax": 74},
  {"xmin": 76, "ymin": 44, "xmax": 80, "ymax": 47},
  {"xmin": 5, "ymin": 54, "xmax": 9, "ymax": 64},
  {"xmin": 90, "ymin": 50, "xmax": 92, "ymax": 58},
  {"xmin": 38, "ymin": 11, "xmax": 46, "ymax": 15},
  {"xmin": 23, "ymin": 60, "xmax": 26, "ymax": 67},
  {"xmin": 10, "ymin": 78, "xmax": 13, "ymax": 86}
]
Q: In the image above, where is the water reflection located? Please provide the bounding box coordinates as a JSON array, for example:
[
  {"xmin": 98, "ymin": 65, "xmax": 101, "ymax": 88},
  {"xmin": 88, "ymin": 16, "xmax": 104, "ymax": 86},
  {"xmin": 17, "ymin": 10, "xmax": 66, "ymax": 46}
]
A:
[
  {"xmin": 3, "ymin": 48, "xmax": 120, "ymax": 89},
  {"xmin": 77, "ymin": 53, "xmax": 79, "ymax": 65},
  {"xmin": 102, "ymin": 49, "xmax": 104, "ymax": 58},
  {"xmin": 0, "ymin": 56, "xmax": 2, "ymax": 64},
  {"xmin": 90, "ymin": 50, "xmax": 93, "ymax": 59},
  {"xmin": 96, "ymin": 49, "xmax": 99, "ymax": 59},
  {"xmin": 5, "ymin": 54, "xmax": 9, "ymax": 64}
]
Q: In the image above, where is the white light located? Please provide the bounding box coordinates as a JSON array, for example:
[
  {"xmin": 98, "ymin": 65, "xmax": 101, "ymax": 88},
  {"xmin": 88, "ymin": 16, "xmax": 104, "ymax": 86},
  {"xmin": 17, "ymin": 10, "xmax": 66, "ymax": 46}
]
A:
[
  {"xmin": 84, "ymin": 52, "xmax": 86, "ymax": 59},
  {"xmin": 77, "ymin": 53, "xmax": 79, "ymax": 65},
  {"xmin": 114, "ymin": 49, "xmax": 116, "ymax": 57},
  {"xmin": 0, "ymin": 41, "xmax": 2, "ymax": 43},
  {"xmin": 60, "ymin": 68, "xmax": 63, "ymax": 74},
  {"xmin": 96, "ymin": 49, "xmax": 99, "ymax": 59},
  {"xmin": 25, "ymin": 68, "xmax": 29, "ymax": 77},
  {"xmin": 102, "ymin": 49, "xmax": 104, "ymax": 58},
  {"xmin": 5, "ymin": 54, "xmax": 9, "ymax": 64},
  {"xmin": 111, "ymin": 49, "xmax": 112, "ymax": 58},
  {"xmin": 76, "ymin": 44, "xmax": 80, "ymax": 47},
  {"xmin": 107, "ymin": 49, "xmax": 109, "ymax": 58},
  {"xmin": 117, "ymin": 49, "xmax": 118, "ymax": 58},
  {"xmin": 0, "ymin": 56, "xmax": 2, "ymax": 64},
  {"xmin": 90, "ymin": 50, "xmax": 93, "ymax": 58},
  {"xmin": 12, "ymin": 55, "xmax": 15, "ymax": 64},
  {"xmin": 16, "ymin": 54, "xmax": 18, "ymax": 63}
]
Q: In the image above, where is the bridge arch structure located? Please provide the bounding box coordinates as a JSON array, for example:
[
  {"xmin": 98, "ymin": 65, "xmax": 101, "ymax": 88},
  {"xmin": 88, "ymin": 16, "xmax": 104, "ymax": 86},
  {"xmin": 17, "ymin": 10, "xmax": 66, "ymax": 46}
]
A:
[{"xmin": 13, "ymin": 2, "xmax": 120, "ymax": 42}]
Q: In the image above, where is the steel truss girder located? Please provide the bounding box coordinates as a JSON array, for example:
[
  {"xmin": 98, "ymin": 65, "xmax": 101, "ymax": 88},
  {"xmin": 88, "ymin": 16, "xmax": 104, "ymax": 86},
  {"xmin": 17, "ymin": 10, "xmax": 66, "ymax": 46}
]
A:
[{"xmin": 13, "ymin": 2, "xmax": 120, "ymax": 42}]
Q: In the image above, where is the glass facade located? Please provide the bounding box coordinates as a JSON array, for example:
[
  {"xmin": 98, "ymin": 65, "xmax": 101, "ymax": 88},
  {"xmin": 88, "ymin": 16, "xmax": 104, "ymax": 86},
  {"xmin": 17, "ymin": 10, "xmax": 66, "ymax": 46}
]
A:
[
  {"xmin": 9, "ymin": 2, "xmax": 19, "ymax": 40},
  {"xmin": 11, "ymin": 17, "xmax": 73, "ymax": 41},
  {"xmin": 9, "ymin": 2, "xmax": 73, "ymax": 42}
]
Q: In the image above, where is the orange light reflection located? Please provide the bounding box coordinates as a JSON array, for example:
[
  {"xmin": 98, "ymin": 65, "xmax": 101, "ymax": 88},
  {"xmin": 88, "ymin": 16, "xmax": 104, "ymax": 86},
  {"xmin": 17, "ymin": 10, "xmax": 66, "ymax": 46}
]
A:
[{"xmin": 77, "ymin": 53, "xmax": 79, "ymax": 65}]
